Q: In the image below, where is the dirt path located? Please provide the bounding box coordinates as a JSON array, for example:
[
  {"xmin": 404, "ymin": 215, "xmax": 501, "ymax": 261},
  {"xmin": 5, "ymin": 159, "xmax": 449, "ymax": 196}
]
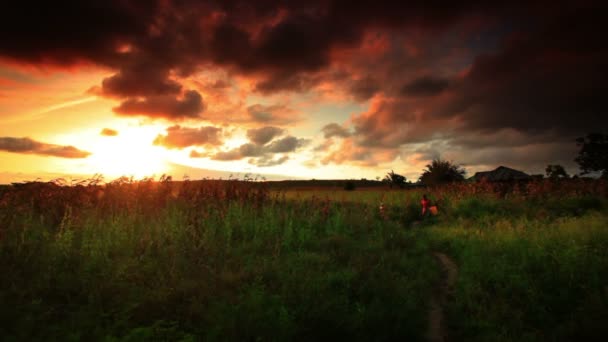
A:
[{"xmin": 427, "ymin": 252, "xmax": 459, "ymax": 342}]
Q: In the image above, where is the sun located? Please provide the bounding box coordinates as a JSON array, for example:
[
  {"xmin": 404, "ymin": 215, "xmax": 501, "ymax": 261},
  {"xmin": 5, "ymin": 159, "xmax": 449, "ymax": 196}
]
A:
[{"xmin": 85, "ymin": 125, "xmax": 170, "ymax": 179}]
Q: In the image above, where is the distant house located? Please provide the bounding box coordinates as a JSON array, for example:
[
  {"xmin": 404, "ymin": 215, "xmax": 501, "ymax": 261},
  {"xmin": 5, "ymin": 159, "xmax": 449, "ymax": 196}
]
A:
[{"xmin": 470, "ymin": 166, "xmax": 531, "ymax": 182}]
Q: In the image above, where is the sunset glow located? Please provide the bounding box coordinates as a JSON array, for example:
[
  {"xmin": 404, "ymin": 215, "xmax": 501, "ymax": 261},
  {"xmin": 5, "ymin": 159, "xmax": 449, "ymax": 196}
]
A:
[
  {"xmin": 80, "ymin": 126, "xmax": 170, "ymax": 179},
  {"xmin": 0, "ymin": 1, "xmax": 604, "ymax": 183}
]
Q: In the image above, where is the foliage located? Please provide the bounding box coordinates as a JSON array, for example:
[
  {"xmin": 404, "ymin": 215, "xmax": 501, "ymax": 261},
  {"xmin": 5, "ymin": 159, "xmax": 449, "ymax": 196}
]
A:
[
  {"xmin": 383, "ymin": 170, "xmax": 406, "ymax": 188},
  {"xmin": 427, "ymin": 214, "xmax": 608, "ymax": 341},
  {"xmin": 545, "ymin": 164, "xmax": 569, "ymax": 179},
  {"xmin": 0, "ymin": 177, "xmax": 434, "ymax": 341},
  {"xmin": 575, "ymin": 133, "xmax": 608, "ymax": 178},
  {"xmin": 419, "ymin": 159, "xmax": 466, "ymax": 186}
]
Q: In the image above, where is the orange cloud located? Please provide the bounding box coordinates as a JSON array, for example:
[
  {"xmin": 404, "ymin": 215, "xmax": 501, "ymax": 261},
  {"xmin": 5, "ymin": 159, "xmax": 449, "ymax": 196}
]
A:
[{"xmin": 0, "ymin": 137, "xmax": 90, "ymax": 158}]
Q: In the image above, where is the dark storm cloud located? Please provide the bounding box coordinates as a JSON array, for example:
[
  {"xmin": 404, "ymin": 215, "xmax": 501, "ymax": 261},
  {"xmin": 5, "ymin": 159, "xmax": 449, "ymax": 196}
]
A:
[
  {"xmin": 0, "ymin": 0, "xmax": 505, "ymax": 120},
  {"xmin": 0, "ymin": 1, "xmax": 156, "ymax": 66},
  {"xmin": 99, "ymin": 67, "xmax": 182, "ymax": 98},
  {"xmin": 153, "ymin": 125, "xmax": 223, "ymax": 149},
  {"xmin": 209, "ymin": 14, "xmax": 335, "ymax": 73},
  {"xmin": 254, "ymin": 72, "xmax": 320, "ymax": 94},
  {"xmin": 341, "ymin": 1, "xmax": 608, "ymax": 171},
  {"xmin": 401, "ymin": 76, "xmax": 449, "ymax": 97},
  {"xmin": 247, "ymin": 126, "xmax": 284, "ymax": 145},
  {"xmin": 1, "ymin": 0, "xmax": 606, "ymax": 172},
  {"xmin": 419, "ymin": 4, "xmax": 608, "ymax": 138},
  {"xmin": 100, "ymin": 128, "xmax": 119, "ymax": 136},
  {"xmin": 114, "ymin": 90, "xmax": 205, "ymax": 119},
  {"xmin": 349, "ymin": 76, "xmax": 380, "ymax": 101},
  {"xmin": 0, "ymin": 137, "xmax": 90, "ymax": 158}
]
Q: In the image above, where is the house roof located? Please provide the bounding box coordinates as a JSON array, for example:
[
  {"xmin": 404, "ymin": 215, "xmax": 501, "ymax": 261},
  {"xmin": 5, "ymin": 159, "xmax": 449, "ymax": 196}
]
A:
[{"xmin": 471, "ymin": 166, "xmax": 531, "ymax": 182}]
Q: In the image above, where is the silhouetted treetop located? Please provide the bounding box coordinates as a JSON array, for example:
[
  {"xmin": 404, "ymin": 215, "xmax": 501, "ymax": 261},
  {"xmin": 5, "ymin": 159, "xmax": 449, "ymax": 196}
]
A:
[
  {"xmin": 419, "ymin": 159, "xmax": 466, "ymax": 186},
  {"xmin": 546, "ymin": 164, "xmax": 569, "ymax": 179},
  {"xmin": 575, "ymin": 133, "xmax": 608, "ymax": 178},
  {"xmin": 384, "ymin": 170, "xmax": 406, "ymax": 188}
]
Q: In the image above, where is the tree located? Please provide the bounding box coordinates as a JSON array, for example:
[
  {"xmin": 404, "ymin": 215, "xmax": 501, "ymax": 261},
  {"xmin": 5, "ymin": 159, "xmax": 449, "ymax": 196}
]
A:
[
  {"xmin": 575, "ymin": 133, "xmax": 608, "ymax": 178},
  {"xmin": 383, "ymin": 170, "xmax": 406, "ymax": 188},
  {"xmin": 545, "ymin": 164, "xmax": 569, "ymax": 179},
  {"xmin": 419, "ymin": 159, "xmax": 466, "ymax": 186}
]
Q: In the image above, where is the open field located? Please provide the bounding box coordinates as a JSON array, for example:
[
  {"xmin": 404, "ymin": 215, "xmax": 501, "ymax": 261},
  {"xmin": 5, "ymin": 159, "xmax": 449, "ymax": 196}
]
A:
[{"xmin": 1, "ymin": 178, "xmax": 607, "ymax": 341}]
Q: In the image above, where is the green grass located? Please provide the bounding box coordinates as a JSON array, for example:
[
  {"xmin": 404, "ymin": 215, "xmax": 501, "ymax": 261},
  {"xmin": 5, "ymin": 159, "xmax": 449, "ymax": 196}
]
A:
[
  {"xmin": 0, "ymin": 196, "xmax": 435, "ymax": 341},
  {"xmin": 1, "ymin": 182, "xmax": 607, "ymax": 341},
  {"xmin": 425, "ymin": 202, "xmax": 608, "ymax": 341}
]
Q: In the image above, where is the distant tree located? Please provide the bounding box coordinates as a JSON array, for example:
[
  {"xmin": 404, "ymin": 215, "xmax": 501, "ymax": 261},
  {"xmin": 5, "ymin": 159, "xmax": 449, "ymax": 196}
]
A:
[
  {"xmin": 575, "ymin": 133, "xmax": 608, "ymax": 178},
  {"xmin": 545, "ymin": 164, "xmax": 569, "ymax": 179},
  {"xmin": 419, "ymin": 159, "xmax": 466, "ymax": 186},
  {"xmin": 384, "ymin": 170, "xmax": 407, "ymax": 188}
]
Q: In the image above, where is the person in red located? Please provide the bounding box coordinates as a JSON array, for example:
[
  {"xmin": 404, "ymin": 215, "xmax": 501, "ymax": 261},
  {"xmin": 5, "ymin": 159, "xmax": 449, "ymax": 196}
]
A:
[{"xmin": 421, "ymin": 194, "xmax": 431, "ymax": 217}]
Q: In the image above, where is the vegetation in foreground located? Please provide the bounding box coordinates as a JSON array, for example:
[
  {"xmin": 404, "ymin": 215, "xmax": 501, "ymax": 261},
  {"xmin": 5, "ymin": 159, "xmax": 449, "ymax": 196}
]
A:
[{"xmin": 0, "ymin": 177, "xmax": 607, "ymax": 341}]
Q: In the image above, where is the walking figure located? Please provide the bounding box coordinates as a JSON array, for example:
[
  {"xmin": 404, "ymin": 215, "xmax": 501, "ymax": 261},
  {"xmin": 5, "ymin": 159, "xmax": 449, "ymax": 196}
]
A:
[
  {"xmin": 421, "ymin": 194, "xmax": 438, "ymax": 218},
  {"xmin": 421, "ymin": 194, "xmax": 431, "ymax": 217}
]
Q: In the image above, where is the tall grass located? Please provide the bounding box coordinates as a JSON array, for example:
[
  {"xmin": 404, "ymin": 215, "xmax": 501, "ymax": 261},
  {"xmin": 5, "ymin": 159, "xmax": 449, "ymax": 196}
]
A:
[
  {"xmin": 0, "ymin": 178, "xmax": 435, "ymax": 341},
  {"xmin": 425, "ymin": 199, "xmax": 608, "ymax": 341},
  {"xmin": 0, "ymin": 177, "xmax": 607, "ymax": 340}
]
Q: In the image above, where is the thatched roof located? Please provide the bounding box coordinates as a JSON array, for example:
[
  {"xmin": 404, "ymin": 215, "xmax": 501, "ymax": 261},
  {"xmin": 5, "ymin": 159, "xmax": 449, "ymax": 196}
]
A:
[{"xmin": 470, "ymin": 166, "xmax": 531, "ymax": 182}]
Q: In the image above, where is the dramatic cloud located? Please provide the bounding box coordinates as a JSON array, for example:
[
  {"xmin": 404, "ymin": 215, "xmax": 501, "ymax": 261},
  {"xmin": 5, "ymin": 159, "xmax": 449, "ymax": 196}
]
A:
[
  {"xmin": 1, "ymin": 1, "xmax": 605, "ymax": 173},
  {"xmin": 401, "ymin": 76, "xmax": 449, "ymax": 97},
  {"xmin": 153, "ymin": 125, "xmax": 223, "ymax": 149},
  {"xmin": 320, "ymin": 138, "xmax": 398, "ymax": 167},
  {"xmin": 114, "ymin": 91, "xmax": 205, "ymax": 120},
  {"xmin": 351, "ymin": 96, "xmax": 449, "ymax": 148},
  {"xmin": 247, "ymin": 126, "xmax": 284, "ymax": 145},
  {"xmin": 210, "ymin": 135, "xmax": 308, "ymax": 163},
  {"xmin": 266, "ymin": 136, "xmax": 308, "ymax": 153},
  {"xmin": 434, "ymin": 16, "xmax": 608, "ymax": 136},
  {"xmin": 338, "ymin": 4, "xmax": 606, "ymax": 170},
  {"xmin": 99, "ymin": 67, "xmax": 182, "ymax": 99},
  {"xmin": 0, "ymin": 137, "xmax": 90, "ymax": 158},
  {"xmin": 0, "ymin": 2, "xmax": 155, "ymax": 66},
  {"xmin": 349, "ymin": 76, "xmax": 380, "ymax": 101},
  {"xmin": 247, "ymin": 104, "xmax": 298, "ymax": 125},
  {"xmin": 100, "ymin": 128, "xmax": 118, "ymax": 136},
  {"xmin": 0, "ymin": 1, "xmax": 503, "ymax": 118}
]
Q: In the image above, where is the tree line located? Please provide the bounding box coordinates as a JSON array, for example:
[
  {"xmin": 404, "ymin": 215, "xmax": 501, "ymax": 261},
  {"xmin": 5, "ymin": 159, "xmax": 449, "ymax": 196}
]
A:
[{"xmin": 383, "ymin": 133, "xmax": 608, "ymax": 188}]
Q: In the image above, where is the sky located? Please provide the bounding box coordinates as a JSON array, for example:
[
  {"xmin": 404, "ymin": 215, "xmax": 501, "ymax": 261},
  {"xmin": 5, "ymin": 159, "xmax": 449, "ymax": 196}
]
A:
[{"xmin": 0, "ymin": 1, "xmax": 606, "ymax": 183}]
